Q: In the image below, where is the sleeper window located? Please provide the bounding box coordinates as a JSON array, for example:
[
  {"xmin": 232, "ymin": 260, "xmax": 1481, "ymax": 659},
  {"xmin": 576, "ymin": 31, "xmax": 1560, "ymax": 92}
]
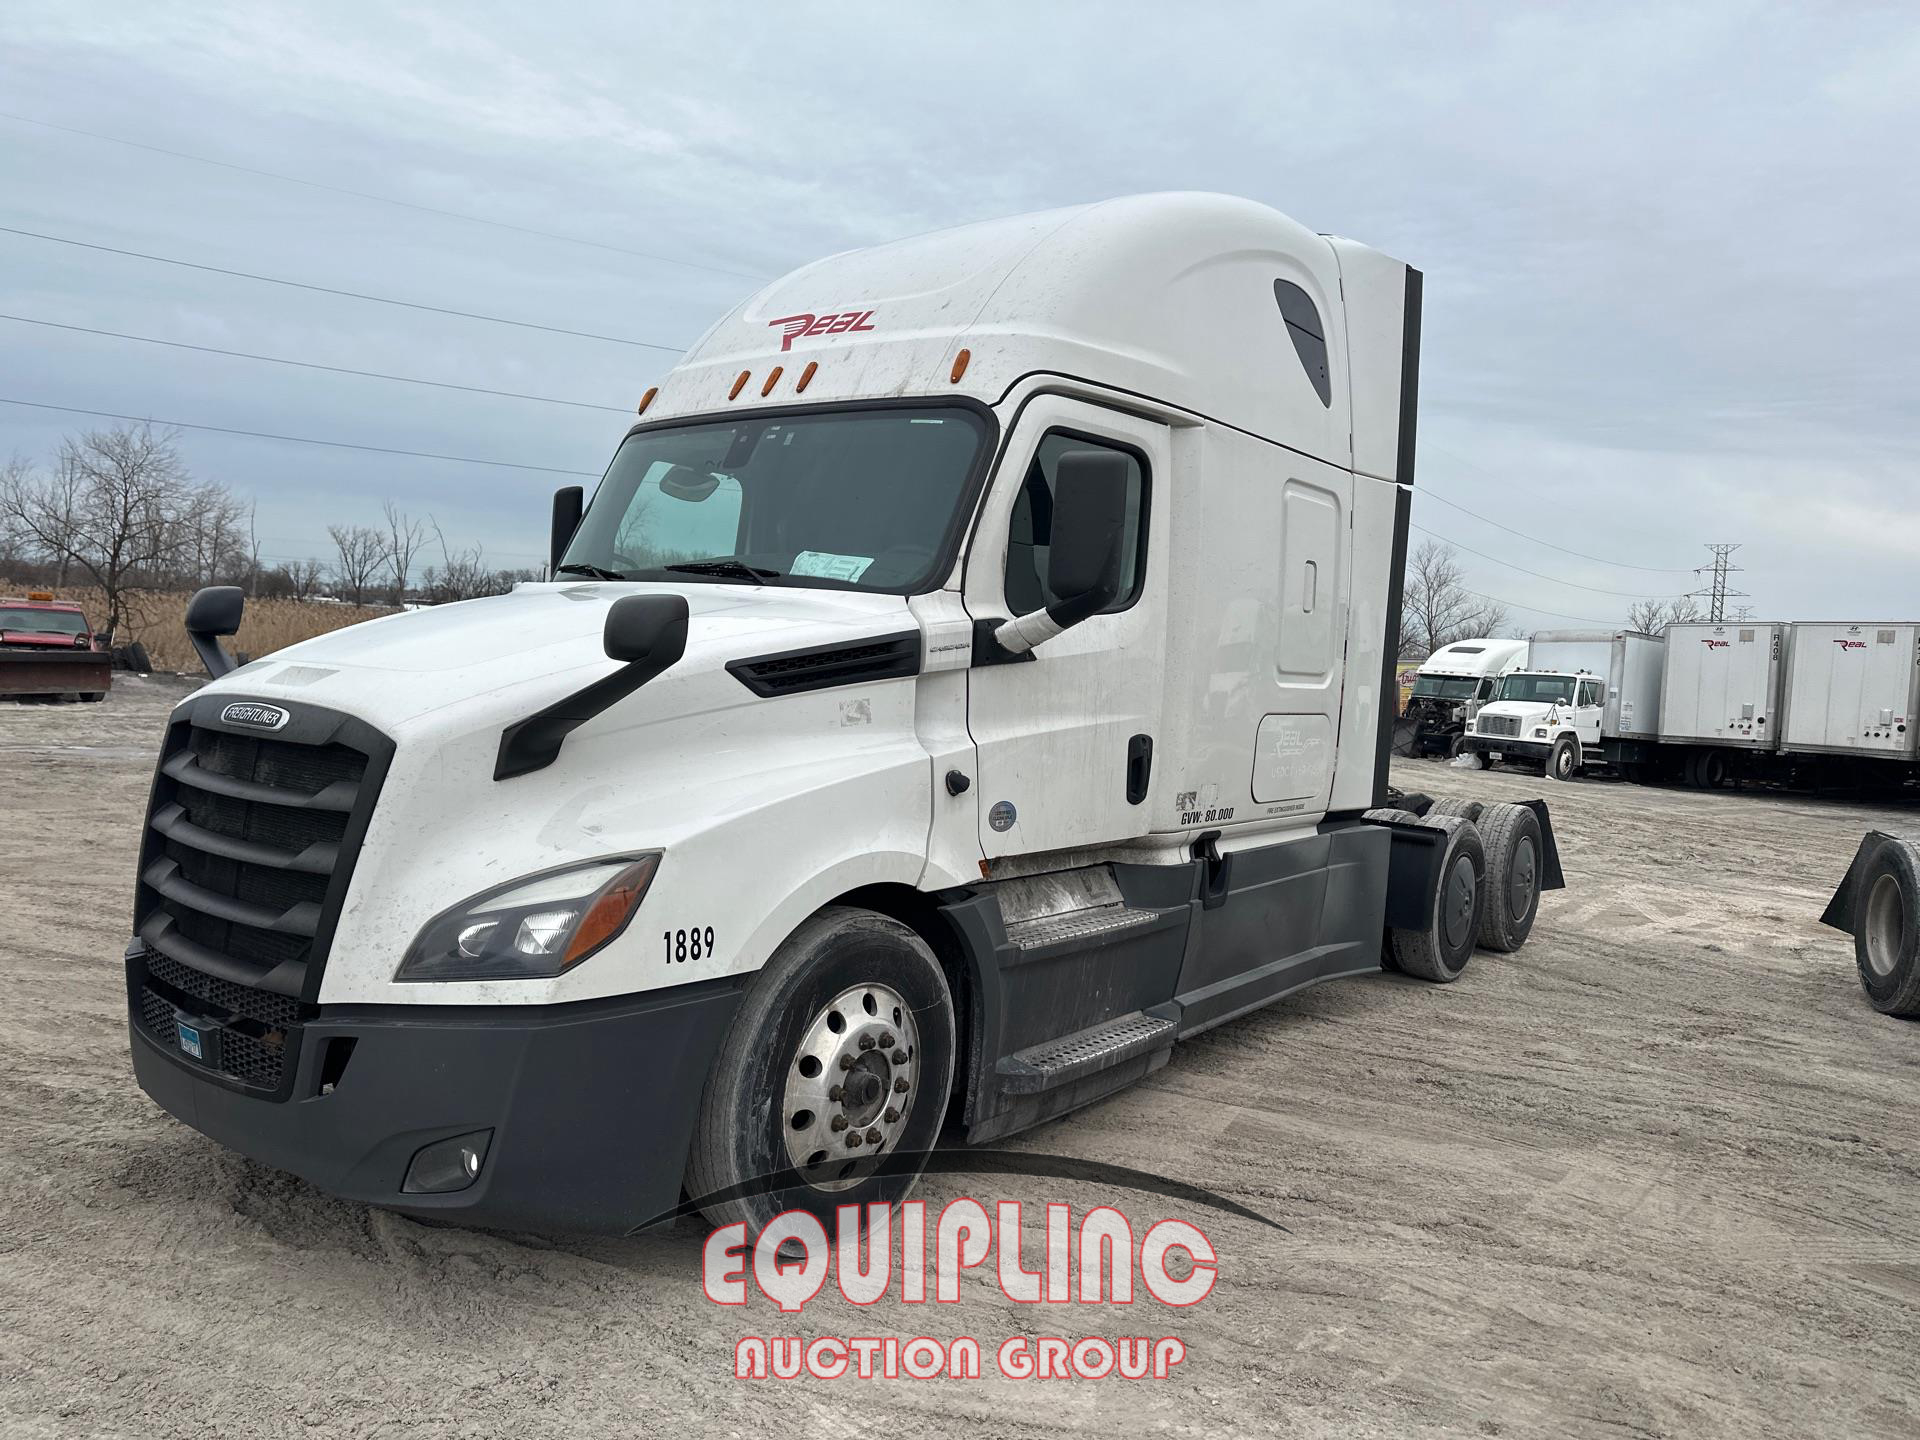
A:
[{"xmin": 1004, "ymin": 433, "xmax": 1147, "ymax": 616}]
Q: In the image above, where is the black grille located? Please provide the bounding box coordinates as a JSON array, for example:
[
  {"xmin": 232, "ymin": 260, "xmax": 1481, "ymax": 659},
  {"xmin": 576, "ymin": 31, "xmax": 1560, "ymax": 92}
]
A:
[
  {"xmin": 727, "ymin": 632, "xmax": 921, "ymax": 697},
  {"xmin": 131, "ymin": 698, "xmax": 389, "ymax": 1098}
]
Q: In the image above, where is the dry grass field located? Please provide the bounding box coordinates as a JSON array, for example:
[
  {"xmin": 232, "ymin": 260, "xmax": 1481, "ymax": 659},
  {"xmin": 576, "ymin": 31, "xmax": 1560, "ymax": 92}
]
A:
[{"xmin": 0, "ymin": 582, "xmax": 391, "ymax": 672}]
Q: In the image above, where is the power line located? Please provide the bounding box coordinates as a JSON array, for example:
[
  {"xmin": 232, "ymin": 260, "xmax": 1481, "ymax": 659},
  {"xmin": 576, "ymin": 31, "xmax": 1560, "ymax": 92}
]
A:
[
  {"xmin": 0, "ymin": 314, "xmax": 634, "ymax": 414},
  {"xmin": 0, "ymin": 397, "xmax": 602, "ymax": 477},
  {"xmin": 0, "ymin": 226, "xmax": 685, "ymax": 352},
  {"xmin": 1410, "ymin": 522, "xmax": 1679, "ymax": 600},
  {"xmin": 0, "ymin": 110, "xmax": 770, "ymax": 282},
  {"xmin": 1457, "ymin": 584, "xmax": 1622, "ymax": 627},
  {"xmin": 1417, "ymin": 483, "xmax": 1695, "ymax": 574}
]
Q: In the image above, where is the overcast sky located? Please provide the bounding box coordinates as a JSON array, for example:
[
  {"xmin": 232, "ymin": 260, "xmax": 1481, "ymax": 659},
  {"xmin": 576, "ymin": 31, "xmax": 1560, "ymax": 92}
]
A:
[{"xmin": 4, "ymin": 2, "xmax": 1916, "ymax": 624}]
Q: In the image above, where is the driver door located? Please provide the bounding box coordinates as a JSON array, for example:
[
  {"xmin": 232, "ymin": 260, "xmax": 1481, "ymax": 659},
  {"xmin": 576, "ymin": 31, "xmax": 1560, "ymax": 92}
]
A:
[
  {"xmin": 1574, "ymin": 677, "xmax": 1605, "ymax": 744},
  {"xmin": 962, "ymin": 398, "xmax": 1169, "ymax": 858}
]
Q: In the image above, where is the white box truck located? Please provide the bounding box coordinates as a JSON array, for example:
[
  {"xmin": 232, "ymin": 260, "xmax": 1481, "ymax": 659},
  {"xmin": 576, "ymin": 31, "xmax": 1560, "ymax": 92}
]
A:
[
  {"xmin": 1396, "ymin": 637, "xmax": 1530, "ymax": 757},
  {"xmin": 125, "ymin": 193, "xmax": 1562, "ymax": 1234},
  {"xmin": 1780, "ymin": 622, "xmax": 1920, "ymax": 765},
  {"xmin": 1463, "ymin": 630, "xmax": 1663, "ymax": 780},
  {"xmin": 1657, "ymin": 622, "xmax": 1785, "ymax": 786}
]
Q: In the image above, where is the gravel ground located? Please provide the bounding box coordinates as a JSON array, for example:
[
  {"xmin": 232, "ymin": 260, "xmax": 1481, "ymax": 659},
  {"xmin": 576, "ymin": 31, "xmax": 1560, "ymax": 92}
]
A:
[{"xmin": 2, "ymin": 678, "xmax": 1917, "ymax": 1438}]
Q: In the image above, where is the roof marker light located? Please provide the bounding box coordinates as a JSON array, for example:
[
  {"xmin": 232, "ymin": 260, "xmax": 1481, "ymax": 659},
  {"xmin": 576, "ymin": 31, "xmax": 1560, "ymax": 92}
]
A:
[
  {"xmin": 950, "ymin": 349, "xmax": 971, "ymax": 384},
  {"xmin": 760, "ymin": 365, "xmax": 784, "ymax": 398},
  {"xmin": 796, "ymin": 361, "xmax": 817, "ymax": 393},
  {"xmin": 729, "ymin": 371, "xmax": 750, "ymax": 400},
  {"xmin": 637, "ymin": 386, "xmax": 658, "ymax": 415}
]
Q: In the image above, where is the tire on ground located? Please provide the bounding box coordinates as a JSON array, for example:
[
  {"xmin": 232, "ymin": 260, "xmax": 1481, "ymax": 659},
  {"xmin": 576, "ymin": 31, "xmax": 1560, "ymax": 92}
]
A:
[
  {"xmin": 1389, "ymin": 813, "xmax": 1486, "ymax": 983},
  {"xmin": 1475, "ymin": 802, "xmax": 1545, "ymax": 952},
  {"xmin": 1426, "ymin": 796, "xmax": 1486, "ymax": 823},
  {"xmin": 685, "ymin": 906, "xmax": 956, "ymax": 1233},
  {"xmin": 80, "ymin": 692, "xmax": 105, "ymax": 703},
  {"xmin": 1852, "ymin": 838, "xmax": 1920, "ymax": 1017},
  {"xmin": 1546, "ymin": 735, "xmax": 1581, "ymax": 781}
]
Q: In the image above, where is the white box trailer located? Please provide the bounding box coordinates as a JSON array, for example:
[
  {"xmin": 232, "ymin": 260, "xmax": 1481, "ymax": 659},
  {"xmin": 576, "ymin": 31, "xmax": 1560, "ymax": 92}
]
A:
[
  {"xmin": 1781, "ymin": 622, "xmax": 1920, "ymax": 762},
  {"xmin": 1659, "ymin": 622, "xmax": 1784, "ymax": 749},
  {"xmin": 122, "ymin": 192, "xmax": 1564, "ymax": 1236}
]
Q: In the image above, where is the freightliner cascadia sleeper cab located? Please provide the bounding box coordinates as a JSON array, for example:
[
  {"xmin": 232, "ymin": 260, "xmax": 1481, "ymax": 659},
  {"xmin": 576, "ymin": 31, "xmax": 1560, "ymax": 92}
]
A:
[{"xmin": 126, "ymin": 193, "xmax": 1561, "ymax": 1233}]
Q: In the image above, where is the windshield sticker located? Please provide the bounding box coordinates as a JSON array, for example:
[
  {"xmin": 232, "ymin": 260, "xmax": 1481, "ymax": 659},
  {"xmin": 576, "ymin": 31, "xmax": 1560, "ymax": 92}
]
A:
[{"xmin": 791, "ymin": 551, "xmax": 874, "ymax": 582}]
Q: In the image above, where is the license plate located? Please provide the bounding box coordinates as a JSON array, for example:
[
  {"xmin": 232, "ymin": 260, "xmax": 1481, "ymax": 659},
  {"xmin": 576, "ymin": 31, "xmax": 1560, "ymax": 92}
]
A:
[
  {"xmin": 1487, "ymin": 750, "xmax": 1502, "ymax": 761},
  {"xmin": 177, "ymin": 1021, "xmax": 204, "ymax": 1060}
]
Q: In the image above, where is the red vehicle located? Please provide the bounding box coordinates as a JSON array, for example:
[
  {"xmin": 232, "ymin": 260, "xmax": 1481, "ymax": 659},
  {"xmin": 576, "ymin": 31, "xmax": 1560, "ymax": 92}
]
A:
[{"xmin": 0, "ymin": 591, "xmax": 112, "ymax": 701}]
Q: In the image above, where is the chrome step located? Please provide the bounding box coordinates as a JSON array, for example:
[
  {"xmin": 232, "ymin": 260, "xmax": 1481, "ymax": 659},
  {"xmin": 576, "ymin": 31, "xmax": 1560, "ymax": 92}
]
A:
[
  {"xmin": 1003, "ymin": 902, "xmax": 1158, "ymax": 952},
  {"xmin": 996, "ymin": 1010, "xmax": 1177, "ymax": 1094}
]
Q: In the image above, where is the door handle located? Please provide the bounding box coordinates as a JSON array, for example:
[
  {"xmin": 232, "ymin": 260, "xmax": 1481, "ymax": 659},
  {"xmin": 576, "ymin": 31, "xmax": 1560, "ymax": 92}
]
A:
[{"xmin": 1126, "ymin": 733, "xmax": 1153, "ymax": 805}]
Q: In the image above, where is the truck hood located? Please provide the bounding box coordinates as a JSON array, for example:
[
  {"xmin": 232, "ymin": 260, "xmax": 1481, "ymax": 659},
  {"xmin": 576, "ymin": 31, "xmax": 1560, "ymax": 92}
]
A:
[
  {"xmin": 1, "ymin": 630, "xmax": 91, "ymax": 649},
  {"xmin": 201, "ymin": 581, "xmax": 916, "ymax": 735},
  {"xmin": 1476, "ymin": 700, "xmax": 1557, "ymax": 725}
]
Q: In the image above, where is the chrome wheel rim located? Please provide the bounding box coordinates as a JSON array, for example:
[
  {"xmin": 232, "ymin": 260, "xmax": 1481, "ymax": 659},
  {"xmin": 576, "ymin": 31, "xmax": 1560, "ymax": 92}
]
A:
[{"xmin": 781, "ymin": 982, "xmax": 920, "ymax": 1192}]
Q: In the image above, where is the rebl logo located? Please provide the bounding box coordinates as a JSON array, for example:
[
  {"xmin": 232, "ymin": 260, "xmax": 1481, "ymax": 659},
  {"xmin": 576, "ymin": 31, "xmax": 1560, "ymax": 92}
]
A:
[{"xmin": 768, "ymin": 310, "xmax": 877, "ymax": 351}]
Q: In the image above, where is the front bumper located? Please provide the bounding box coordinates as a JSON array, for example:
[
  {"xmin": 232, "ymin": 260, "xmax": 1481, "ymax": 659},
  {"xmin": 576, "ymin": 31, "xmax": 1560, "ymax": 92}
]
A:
[
  {"xmin": 1467, "ymin": 736, "xmax": 1549, "ymax": 761},
  {"xmin": 129, "ymin": 959, "xmax": 742, "ymax": 1233}
]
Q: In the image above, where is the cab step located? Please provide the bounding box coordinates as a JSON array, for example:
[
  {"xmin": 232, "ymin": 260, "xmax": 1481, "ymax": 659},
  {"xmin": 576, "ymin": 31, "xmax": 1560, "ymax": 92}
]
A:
[
  {"xmin": 1002, "ymin": 902, "xmax": 1158, "ymax": 952},
  {"xmin": 995, "ymin": 1010, "xmax": 1177, "ymax": 1094}
]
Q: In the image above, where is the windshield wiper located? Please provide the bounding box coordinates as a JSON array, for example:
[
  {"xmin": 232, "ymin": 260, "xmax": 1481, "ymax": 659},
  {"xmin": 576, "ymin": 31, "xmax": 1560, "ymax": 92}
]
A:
[
  {"xmin": 555, "ymin": 562, "xmax": 627, "ymax": 581},
  {"xmin": 661, "ymin": 558, "xmax": 781, "ymax": 581}
]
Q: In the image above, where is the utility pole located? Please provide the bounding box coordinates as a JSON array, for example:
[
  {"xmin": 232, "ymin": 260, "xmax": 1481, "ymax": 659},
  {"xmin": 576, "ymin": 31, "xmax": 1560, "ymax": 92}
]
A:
[
  {"xmin": 1689, "ymin": 543, "xmax": 1747, "ymax": 623},
  {"xmin": 1731, "ymin": 605, "xmax": 1756, "ymax": 623}
]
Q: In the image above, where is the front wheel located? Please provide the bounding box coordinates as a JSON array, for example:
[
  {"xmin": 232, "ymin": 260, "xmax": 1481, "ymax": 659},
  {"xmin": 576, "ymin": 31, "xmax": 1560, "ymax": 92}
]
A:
[
  {"xmin": 685, "ymin": 907, "xmax": 956, "ymax": 1233},
  {"xmin": 1546, "ymin": 736, "xmax": 1581, "ymax": 781}
]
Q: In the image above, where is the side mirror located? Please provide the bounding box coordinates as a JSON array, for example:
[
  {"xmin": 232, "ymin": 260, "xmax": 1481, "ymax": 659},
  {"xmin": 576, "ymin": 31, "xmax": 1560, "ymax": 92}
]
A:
[
  {"xmin": 549, "ymin": 485, "xmax": 584, "ymax": 576},
  {"xmin": 993, "ymin": 449, "xmax": 1130, "ymax": 657},
  {"xmin": 495, "ymin": 594, "xmax": 691, "ymax": 780},
  {"xmin": 184, "ymin": 585, "xmax": 245, "ymax": 679}
]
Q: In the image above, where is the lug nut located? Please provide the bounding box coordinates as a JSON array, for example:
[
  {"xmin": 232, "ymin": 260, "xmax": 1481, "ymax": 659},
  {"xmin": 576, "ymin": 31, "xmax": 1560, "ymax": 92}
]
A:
[
  {"xmin": 847, "ymin": 1133, "xmax": 862, "ymax": 1148},
  {"xmin": 892, "ymin": 1049, "xmax": 908, "ymax": 1064},
  {"xmin": 838, "ymin": 1054, "xmax": 854, "ymax": 1071},
  {"xmin": 894, "ymin": 1077, "xmax": 909, "ymax": 1093},
  {"xmin": 831, "ymin": 1115, "xmax": 848, "ymax": 1132},
  {"xmin": 866, "ymin": 1128, "xmax": 882, "ymax": 1144},
  {"xmin": 858, "ymin": 1035, "xmax": 875, "ymax": 1051},
  {"xmin": 828, "ymin": 1085, "xmax": 843, "ymax": 1102},
  {"xmin": 878, "ymin": 1032, "xmax": 895, "ymax": 1049},
  {"xmin": 884, "ymin": 1107, "xmax": 900, "ymax": 1123}
]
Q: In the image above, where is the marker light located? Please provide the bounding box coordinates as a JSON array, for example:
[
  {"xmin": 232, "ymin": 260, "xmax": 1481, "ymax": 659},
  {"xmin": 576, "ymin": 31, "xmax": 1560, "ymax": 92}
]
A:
[
  {"xmin": 729, "ymin": 370, "xmax": 750, "ymax": 400},
  {"xmin": 396, "ymin": 854, "xmax": 660, "ymax": 982},
  {"xmin": 760, "ymin": 366, "xmax": 784, "ymax": 397},
  {"xmin": 637, "ymin": 386, "xmax": 659, "ymax": 415},
  {"xmin": 796, "ymin": 361, "xmax": 817, "ymax": 393},
  {"xmin": 950, "ymin": 348, "xmax": 971, "ymax": 383}
]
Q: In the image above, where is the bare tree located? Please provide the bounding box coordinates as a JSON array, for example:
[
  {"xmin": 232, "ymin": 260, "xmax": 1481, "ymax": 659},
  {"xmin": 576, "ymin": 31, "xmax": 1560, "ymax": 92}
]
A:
[
  {"xmin": 327, "ymin": 523, "xmax": 388, "ymax": 606},
  {"xmin": 1627, "ymin": 595, "xmax": 1702, "ymax": 635},
  {"xmin": 1398, "ymin": 539, "xmax": 1509, "ymax": 660},
  {"xmin": 382, "ymin": 499, "xmax": 426, "ymax": 604},
  {"xmin": 0, "ymin": 425, "xmax": 193, "ymax": 640}
]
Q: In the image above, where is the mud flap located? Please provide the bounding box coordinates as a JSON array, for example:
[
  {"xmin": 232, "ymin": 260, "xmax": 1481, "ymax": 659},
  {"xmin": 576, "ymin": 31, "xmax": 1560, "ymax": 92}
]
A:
[
  {"xmin": 1511, "ymin": 798, "xmax": 1567, "ymax": 891},
  {"xmin": 1821, "ymin": 830, "xmax": 1896, "ymax": 934}
]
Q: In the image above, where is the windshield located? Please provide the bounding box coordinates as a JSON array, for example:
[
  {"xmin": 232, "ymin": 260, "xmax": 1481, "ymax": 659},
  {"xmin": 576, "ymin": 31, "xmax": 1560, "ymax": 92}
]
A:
[
  {"xmin": 0, "ymin": 606, "xmax": 87, "ymax": 636},
  {"xmin": 1412, "ymin": 674, "xmax": 1478, "ymax": 701},
  {"xmin": 1499, "ymin": 674, "xmax": 1576, "ymax": 704},
  {"xmin": 562, "ymin": 406, "xmax": 990, "ymax": 592}
]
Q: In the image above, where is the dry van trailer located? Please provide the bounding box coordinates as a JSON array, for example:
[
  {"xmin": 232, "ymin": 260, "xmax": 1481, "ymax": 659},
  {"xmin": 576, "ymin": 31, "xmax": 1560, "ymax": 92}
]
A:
[{"xmin": 1778, "ymin": 623, "xmax": 1920, "ymax": 765}]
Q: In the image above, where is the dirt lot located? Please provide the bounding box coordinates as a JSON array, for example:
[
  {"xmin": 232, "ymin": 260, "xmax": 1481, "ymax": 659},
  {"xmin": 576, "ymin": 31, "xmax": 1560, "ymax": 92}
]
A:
[{"xmin": 3, "ymin": 679, "xmax": 1917, "ymax": 1438}]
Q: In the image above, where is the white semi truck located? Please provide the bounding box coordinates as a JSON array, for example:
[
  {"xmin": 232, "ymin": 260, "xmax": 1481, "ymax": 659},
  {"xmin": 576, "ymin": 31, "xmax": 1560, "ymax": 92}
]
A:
[
  {"xmin": 1396, "ymin": 637, "xmax": 1529, "ymax": 758},
  {"xmin": 126, "ymin": 193, "xmax": 1562, "ymax": 1234},
  {"xmin": 1463, "ymin": 630, "xmax": 1664, "ymax": 780}
]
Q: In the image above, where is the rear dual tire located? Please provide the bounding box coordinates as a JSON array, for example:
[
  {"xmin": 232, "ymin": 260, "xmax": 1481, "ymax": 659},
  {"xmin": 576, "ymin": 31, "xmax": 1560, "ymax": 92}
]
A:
[
  {"xmin": 1855, "ymin": 840, "xmax": 1920, "ymax": 1018},
  {"xmin": 1389, "ymin": 814, "xmax": 1486, "ymax": 983}
]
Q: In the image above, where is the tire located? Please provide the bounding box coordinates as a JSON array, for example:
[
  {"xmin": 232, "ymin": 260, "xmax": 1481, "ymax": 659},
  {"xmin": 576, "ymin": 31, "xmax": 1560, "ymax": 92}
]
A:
[
  {"xmin": 1389, "ymin": 814, "xmax": 1486, "ymax": 983},
  {"xmin": 1363, "ymin": 807, "xmax": 1419, "ymax": 824},
  {"xmin": 1475, "ymin": 803, "xmax": 1545, "ymax": 952},
  {"xmin": 1697, "ymin": 749, "xmax": 1729, "ymax": 789},
  {"xmin": 1854, "ymin": 839, "xmax": 1920, "ymax": 1017},
  {"xmin": 80, "ymin": 692, "xmax": 105, "ymax": 703},
  {"xmin": 1426, "ymin": 796, "xmax": 1486, "ymax": 824},
  {"xmin": 1448, "ymin": 733, "xmax": 1468, "ymax": 760},
  {"xmin": 685, "ymin": 907, "xmax": 956, "ymax": 1233},
  {"xmin": 111, "ymin": 642, "xmax": 151, "ymax": 674},
  {"xmin": 1546, "ymin": 735, "xmax": 1581, "ymax": 782}
]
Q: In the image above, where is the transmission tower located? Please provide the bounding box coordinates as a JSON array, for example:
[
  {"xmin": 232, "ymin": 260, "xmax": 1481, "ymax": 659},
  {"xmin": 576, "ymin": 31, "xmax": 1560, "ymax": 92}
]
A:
[{"xmin": 1689, "ymin": 543, "xmax": 1747, "ymax": 623}]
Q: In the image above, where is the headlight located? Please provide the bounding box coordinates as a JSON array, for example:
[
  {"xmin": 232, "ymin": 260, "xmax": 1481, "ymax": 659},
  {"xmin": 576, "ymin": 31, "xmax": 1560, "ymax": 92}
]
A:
[{"xmin": 396, "ymin": 854, "xmax": 660, "ymax": 982}]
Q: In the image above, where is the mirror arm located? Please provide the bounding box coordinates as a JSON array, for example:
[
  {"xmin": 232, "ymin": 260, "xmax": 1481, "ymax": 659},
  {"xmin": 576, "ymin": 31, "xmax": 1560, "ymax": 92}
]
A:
[
  {"xmin": 494, "ymin": 652, "xmax": 677, "ymax": 780},
  {"xmin": 993, "ymin": 573, "xmax": 1121, "ymax": 657}
]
